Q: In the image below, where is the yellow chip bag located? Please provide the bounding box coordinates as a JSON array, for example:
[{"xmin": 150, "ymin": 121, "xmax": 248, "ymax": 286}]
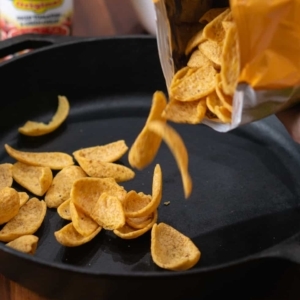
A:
[
  {"xmin": 0, "ymin": 187, "xmax": 20, "ymax": 225},
  {"xmin": 45, "ymin": 166, "xmax": 87, "ymax": 208},
  {"xmin": 54, "ymin": 222, "xmax": 101, "ymax": 247},
  {"xmin": 12, "ymin": 162, "xmax": 53, "ymax": 197},
  {"xmin": 18, "ymin": 95, "xmax": 70, "ymax": 136},
  {"xmin": 170, "ymin": 65, "xmax": 217, "ymax": 101},
  {"xmin": 0, "ymin": 163, "xmax": 13, "ymax": 189},
  {"xmin": 0, "ymin": 198, "xmax": 46, "ymax": 242},
  {"xmin": 74, "ymin": 158, "xmax": 135, "ymax": 183},
  {"xmin": 71, "ymin": 177, "xmax": 127, "ymax": 216},
  {"xmin": 128, "ymin": 91, "xmax": 167, "ymax": 170},
  {"xmin": 69, "ymin": 201, "xmax": 99, "ymax": 237},
  {"xmin": 73, "ymin": 140, "xmax": 128, "ymax": 163},
  {"xmin": 147, "ymin": 121, "xmax": 192, "ymax": 199},
  {"xmin": 163, "ymin": 98, "xmax": 206, "ymax": 124},
  {"xmin": 5, "ymin": 144, "xmax": 74, "ymax": 170},
  {"xmin": 151, "ymin": 223, "xmax": 201, "ymax": 271},
  {"xmin": 18, "ymin": 192, "xmax": 29, "ymax": 207},
  {"xmin": 91, "ymin": 192, "xmax": 125, "ymax": 230},
  {"xmin": 57, "ymin": 198, "xmax": 71, "ymax": 221},
  {"xmin": 6, "ymin": 235, "xmax": 39, "ymax": 255},
  {"xmin": 124, "ymin": 164, "xmax": 162, "ymax": 218},
  {"xmin": 113, "ymin": 210, "xmax": 158, "ymax": 240},
  {"xmin": 220, "ymin": 22, "xmax": 240, "ymax": 96}
]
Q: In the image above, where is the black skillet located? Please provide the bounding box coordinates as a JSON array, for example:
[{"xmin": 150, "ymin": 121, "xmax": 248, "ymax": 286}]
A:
[{"xmin": 0, "ymin": 34, "xmax": 300, "ymax": 300}]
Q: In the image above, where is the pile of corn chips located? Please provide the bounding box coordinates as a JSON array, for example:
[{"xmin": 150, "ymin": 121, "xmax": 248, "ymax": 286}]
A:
[
  {"xmin": 164, "ymin": 7, "xmax": 239, "ymax": 125},
  {"xmin": 0, "ymin": 127, "xmax": 200, "ymax": 270}
]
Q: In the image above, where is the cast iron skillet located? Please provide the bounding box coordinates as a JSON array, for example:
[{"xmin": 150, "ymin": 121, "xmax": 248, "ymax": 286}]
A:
[{"xmin": 0, "ymin": 35, "xmax": 300, "ymax": 300}]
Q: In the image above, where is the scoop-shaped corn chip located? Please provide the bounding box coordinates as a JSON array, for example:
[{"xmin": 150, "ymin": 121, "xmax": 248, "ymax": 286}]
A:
[
  {"xmin": 206, "ymin": 91, "xmax": 222, "ymax": 115},
  {"xmin": 126, "ymin": 213, "xmax": 153, "ymax": 229},
  {"xmin": 199, "ymin": 7, "xmax": 227, "ymax": 24},
  {"xmin": 203, "ymin": 8, "xmax": 230, "ymax": 44},
  {"xmin": 185, "ymin": 30, "xmax": 205, "ymax": 56},
  {"xmin": 70, "ymin": 201, "xmax": 99, "ymax": 236},
  {"xmin": 18, "ymin": 95, "xmax": 70, "ymax": 136},
  {"xmin": 163, "ymin": 98, "xmax": 206, "ymax": 124},
  {"xmin": 12, "ymin": 162, "xmax": 52, "ymax": 196},
  {"xmin": 147, "ymin": 121, "xmax": 192, "ymax": 199},
  {"xmin": 215, "ymin": 74, "xmax": 233, "ymax": 112},
  {"xmin": 124, "ymin": 164, "xmax": 162, "ymax": 218},
  {"xmin": 91, "ymin": 192, "xmax": 125, "ymax": 230},
  {"xmin": 54, "ymin": 222, "xmax": 102, "ymax": 247},
  {"xmin": 0, "ymin": 187, "xmax": 20, "ymax": 225},
  {"xmin": 113, "ymin": 210, "xmax": 158, "ymax": 240},
  {"xmin": 128, "ymin": 91, "xmax": 167, "ymax": 170},
  {"xmin": 0, "ymin": 198, "xmax": 46, "ymax": 242},
  {"xmin": 151, "ymin": 223, "xmax": 201, "ymax": 271},
  {"xmin": 170, "ymin": 66, "xmax": 217, "ymax": 102},
  {"xmin": 0, "ymin": 163, "xmax": 13, "ymax": 189},
  {"xmin": 6, "ymin": 235, "xmax": 39, "ymax": 255},
  {"xmin": 18, "ymin": 192, "xmax": 29, "ymax": 207},
  {"xmin": 45, "ymin": 166, "xmax": 86, "ymax": 208},
  {"xmin": 74, "ymin": 158, "xmax": 135, "ymax": 183},
  {"xmin": 5, "ymin": 144, "xmax": 74, "ymax": 170},
  {"xmin": 123, "ymin": 191, "xmax": 151, "ymax": 217},
  {"xmin": 73, "ymin": 140, "xmax": 128, "ymax": 163},
  {"xmin": 198, "ymin": 40, "xmax": 222, "ymax": 66},
  {"xmin": 221, "ymin": 22, "xmax": 240, "ymax": 96},
  {"xmin": 187, "ymin": 49, "xmax": 213, "ymax": 68},
  {"xmin": 71, "ymin": 177, "xmax": 127, "ymax": 216},
  {"xmin": 57, "ymin": 198, "xmax": 71, "ymax": 220},
  {"xmin": 215, "ymin": 106, "xmax": 231, "ymax": 123}
]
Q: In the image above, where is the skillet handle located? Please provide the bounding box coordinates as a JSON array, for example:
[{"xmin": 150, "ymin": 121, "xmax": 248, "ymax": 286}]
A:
[
  {"xmin": 259, "ymin": 232, "xmax": 300, "ymax": 264},
  {"xmin": 0, "ymin": 34, "xmax": 79, "ymax": 59}
]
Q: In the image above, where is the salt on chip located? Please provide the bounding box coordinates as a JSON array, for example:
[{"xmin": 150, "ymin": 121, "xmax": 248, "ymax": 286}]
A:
[
  {"xmin": 18, "ymin": 192, "xmax": 29, "ymax": 207},
  {"xmin": 71, "ymin": 177, "xmax": 127, "ymax": 216},
  {"xmin": 73, "ymin": 140, "xmax": 128, "ymax": 164},
  {"xmin": 0, "ymin": 198, "xmax": 46, "ymax": 242},
  {"xmin": 45, "ymin": 166, "xmax": 86, "ymax": 208},
  {"xmin": 185, "ymin": 30, "xmax": 205, "ymax": 56},
  {"xmin": 198, "ymin": 40, "xmax": 222, "ymax": 66},
  {"xmin": 12, "ymin": 162, "xmax": 53, "ymax": 196},
  {"xmin": 18, "ymin": 95, "xmax": 70, "ymax": 136},
  {"xmin": 6, "ymin": 235, "xmax": 38, "ymax": 255},
  {"xmin": 0, "ymin": 187, "xmax": 20, "ymax": 225},
  {"xmin": 91, "ymin": 192, "xmax": 125, "ymax": 230},
  {"xmin": 147, "ymin": 121, "xmax": 192, "ymax": 199},
  {"xmin": 151, "ymin": 223, "xmax": 201, "ymax": 271},
  {"xmin": 0, "ymin": 163, "xmax": 13, "ymax": 189},
  {"xmin": 162, "ymin": 98, "xmax": 206, "ymax": 124},
  {"xmin": 199, "ymin": 7, "xmax": 228, "ymax": 24},
  {"xmin": 5, "ymin": 144, "xmax": 74, "ymax": 170},
  {"xmin": 57, "ymin": 198, "xmax": 71, "ymax": 221},
  {"xmin": 113, "ymin": 210, "xmax": 158, "ymax": 240},
  {"xmin": 54, "ymin": 222, "xmax": 101, "ymax": 247},
  {"xmin": 74, "ymin": 158, "xmax": 135, "ymax": 183},
  {"xmin": 221, "ymin": 22, "xmax": 240, "ymax": 96},
  {"xmin": 128, "ymin": 91, "xmax": 167, "ymax": 170},
  {"xmin": 170, "ymin": 66, "xmax": 217, "ymax": 102},
  {"xmin": 203, "ymin": 8, "xmax": 230, "ymax": 43},
  {"xmin": 124, "ymin": 164, "xmax": 162, "ymax": 218},
  {"xmin": 69, "ymin": 201, "xmax": 99, "ymax": 237}
]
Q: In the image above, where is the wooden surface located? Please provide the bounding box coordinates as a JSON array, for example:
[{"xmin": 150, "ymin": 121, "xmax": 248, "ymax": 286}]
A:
[{"xmin": 0, "ymin": 1, "xmax": 144, "ymax": 299}]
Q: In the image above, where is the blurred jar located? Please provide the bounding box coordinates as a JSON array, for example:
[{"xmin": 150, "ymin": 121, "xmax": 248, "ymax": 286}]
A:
[{"xmin": 130, "ymin": 0, "xmax": 156, "ymax": 36}]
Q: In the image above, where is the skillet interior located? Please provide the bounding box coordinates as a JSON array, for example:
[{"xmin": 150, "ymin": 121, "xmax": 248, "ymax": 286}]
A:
[{"xmin": 0, "ymin": 37, "xmax": 299, "ymax": 278}]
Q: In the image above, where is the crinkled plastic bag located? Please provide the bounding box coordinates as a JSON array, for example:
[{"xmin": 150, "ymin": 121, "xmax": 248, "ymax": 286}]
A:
[{"xmin": 154, "ymin": 0, "xmax": 300, "ymax": 132}]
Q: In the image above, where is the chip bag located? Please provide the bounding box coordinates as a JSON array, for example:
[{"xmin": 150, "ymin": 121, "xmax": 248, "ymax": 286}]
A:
[{"xmin": 154, "ymin": 0, "xmax": 300, "ymax": 132}]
